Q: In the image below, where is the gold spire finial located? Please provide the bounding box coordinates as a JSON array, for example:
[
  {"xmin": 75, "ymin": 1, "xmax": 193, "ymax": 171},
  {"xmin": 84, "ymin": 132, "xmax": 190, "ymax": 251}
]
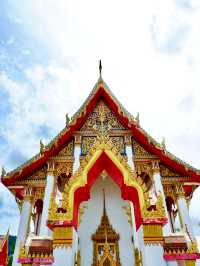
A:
[
  {"xmin": 136, "ymin": 112, "xmax": 140, "ymax": 125},
  {"xmin": 65, "ymin": 113, "xmax": 70, "ymax": 126},
  {"xmin": 99, "ymin": 60, "xmax": 102, "ymax": 77}
]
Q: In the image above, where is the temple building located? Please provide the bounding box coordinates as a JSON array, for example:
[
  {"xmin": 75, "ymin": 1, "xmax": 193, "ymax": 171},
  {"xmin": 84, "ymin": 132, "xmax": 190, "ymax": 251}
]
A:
[{"xmin": 1, "ymin": 63, "xmax": 200, "ymax": 266}]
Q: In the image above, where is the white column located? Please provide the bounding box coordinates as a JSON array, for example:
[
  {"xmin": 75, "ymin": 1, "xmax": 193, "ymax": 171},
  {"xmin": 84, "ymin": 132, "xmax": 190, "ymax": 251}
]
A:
[
  {"xmin": 130, "ymin": 202, "xmax": 147, "ymax": 266},
  {"xmin": 40, "ymin": 163, "xmax": 55, "ymax": 237},
  {"xmin": 152, "ymin": 161, "xmax": 171, "ymax": 235},
  {"xmin": 176, "ymin": 186, "xmax": 194, "ymax": 238},
  {"xmin": 73, "ymin": 135, "xmax": 81, "ymax": 173},
  {"xmin": 130, "ymin": 202, "xmax": 139, "ymax": 248},
  {"xmin": 12, "ymin": 190, "xmax": 32, "ymax": 266},
  {"xmin": 53, "ymin": 227, "xmax": 77, "ymax": 266},
  {"xmin": 137, "ymin": 225, "xmax": 147, "ymax": 266},
  {"xmin": 53, "ymin": 247, "xmax": 74, "ymax": 266},
  {"xmin": 125, "ymin": 136, "xmax": 135, "ymax": 169}
]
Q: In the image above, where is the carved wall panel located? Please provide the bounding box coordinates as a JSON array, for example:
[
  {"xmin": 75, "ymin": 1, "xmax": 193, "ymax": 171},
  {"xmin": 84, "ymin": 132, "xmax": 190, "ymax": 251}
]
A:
[
  {"xmin": 81, "ymin": 136, "xmax": 96, "ymax": 155},
  {"xmin": 110, "ymin": 136, "xmax": 125, "ymax": 154}
]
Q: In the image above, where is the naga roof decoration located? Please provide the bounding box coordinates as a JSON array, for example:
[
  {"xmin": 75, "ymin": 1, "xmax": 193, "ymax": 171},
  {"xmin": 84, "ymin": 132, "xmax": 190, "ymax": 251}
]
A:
[{"xmin": 2, "ymin": 76, "xmax": 200, "ymax": 186}]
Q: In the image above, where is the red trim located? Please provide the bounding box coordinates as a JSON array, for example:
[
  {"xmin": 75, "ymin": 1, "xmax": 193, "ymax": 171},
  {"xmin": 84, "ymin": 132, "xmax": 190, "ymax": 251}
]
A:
[
  {"xmin": 3, "ymin": 85, "xmax": 200, "ymax": 187},
  {"xmin": 73, "ymin": 152, "xmax": 142, "ymax": 230},
  {"xmin": 164, "ymin": 253, "xmax": 199, "ymax": 261},
  {"xmin": 0, "ymin": 237, "xmax": 8, "ymax": 265},
  {"xmin": 143, "ymin": 218, "xmax": 168, "ymax": 225}
]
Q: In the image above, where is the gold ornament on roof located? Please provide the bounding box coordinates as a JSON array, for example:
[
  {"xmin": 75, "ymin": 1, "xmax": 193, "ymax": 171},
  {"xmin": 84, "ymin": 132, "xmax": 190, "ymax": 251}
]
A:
[
  {"xmin": 65, "ymin": 113, "xmax": 70, "ymax": 126},
  {"xmin": 40, "ymin": 139, "xmax": 45, "ymax": 153},
  {"xmin": 161, "ymin": 137, "xmax": 166, "ymax": 151}
]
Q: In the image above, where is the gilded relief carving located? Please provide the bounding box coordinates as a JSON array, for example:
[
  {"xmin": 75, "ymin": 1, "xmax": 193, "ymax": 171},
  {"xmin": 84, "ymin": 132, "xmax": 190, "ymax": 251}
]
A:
[
  {"xmin": 80, "ymin": 100, "xmax": 125, "ymax": 132},
  {"xmin": 110, "ymin": 136, "xmax": 125, "ymax": 154},
  {"xmin": 81, "ymin": 136, "xmax": 96, "ymax": 155},
  {"xmin": 57, "ymin": 139, "xmax": 74, "ymax": 157},
  {"xmin": 132, "ymin": 139, "xmax": 156, "ymax": 159}
]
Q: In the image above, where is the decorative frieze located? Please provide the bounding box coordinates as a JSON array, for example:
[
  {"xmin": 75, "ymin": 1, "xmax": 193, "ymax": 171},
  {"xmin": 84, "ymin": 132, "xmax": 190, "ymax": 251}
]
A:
[
  {"xmin": 53, "ymin": 227, "xmax": 73, "ymax": 248},
  {"xmin": 143, "ymin": 224, "xmax": 163, "ymax": 245}
]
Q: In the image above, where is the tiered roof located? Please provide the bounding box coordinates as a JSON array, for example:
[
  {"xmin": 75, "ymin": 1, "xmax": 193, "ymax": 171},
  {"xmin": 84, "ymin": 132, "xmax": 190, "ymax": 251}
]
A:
[{"xmin": 2, "ymin": 76, "xmax": 200, "ymax": 188}]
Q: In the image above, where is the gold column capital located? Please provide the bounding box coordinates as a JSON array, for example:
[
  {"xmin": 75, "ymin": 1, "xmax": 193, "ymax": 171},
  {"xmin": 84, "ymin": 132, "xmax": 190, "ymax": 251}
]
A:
[
  {"xmin": 124, "ymin": 135, "xmax": 132, "ymax": 146},
  {"xmin": 175, "ymin": 185, "xmax": 185, "ymax": 199},
  {"xmin": 23, "ymin": 187, "xmax": 33, "ymax": 202},
  {"xmin": 151, "ymin": 160, "xmax": 160, "ymax": 174},
  {"xmin": 74, "ymin": 134, "xmax": 82, "ymax": 145},
  {"xmin": 47, "ymin": 161, "xmax": 55, "ymax": 175}
]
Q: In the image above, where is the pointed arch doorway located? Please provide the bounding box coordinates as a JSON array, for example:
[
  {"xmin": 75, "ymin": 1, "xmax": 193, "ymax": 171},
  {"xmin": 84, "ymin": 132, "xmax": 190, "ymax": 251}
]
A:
[{"xmin": 78, "ymin": 174, "xmax": 134, "ymax": 266}]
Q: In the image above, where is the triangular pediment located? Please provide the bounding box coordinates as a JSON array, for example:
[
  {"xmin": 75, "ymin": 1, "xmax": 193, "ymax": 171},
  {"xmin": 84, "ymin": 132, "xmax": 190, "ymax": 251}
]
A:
[
  {"xmin": 2, "ymin": 77, "xmax": 200, "ymax": 189},
  {"xmin": 80, "ymin": 99, "xmax": 125, "ymax": 132}
]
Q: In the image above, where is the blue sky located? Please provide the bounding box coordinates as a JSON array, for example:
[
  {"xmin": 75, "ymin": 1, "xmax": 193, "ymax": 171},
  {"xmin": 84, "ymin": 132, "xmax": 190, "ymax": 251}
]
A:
[{"xmin": 1, "ymin": 0, "xmax": 200, "ymax": 239}]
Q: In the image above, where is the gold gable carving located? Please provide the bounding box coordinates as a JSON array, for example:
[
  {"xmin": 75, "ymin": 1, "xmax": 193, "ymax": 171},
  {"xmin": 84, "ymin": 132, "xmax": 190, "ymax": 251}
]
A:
[
  {"xmin": 81, "ymin": 136, "xmax": 125, "ymax": 156},
  {"xmin": 57, "ymin": 139, "xmax": 74, "ymax": 157},
  {"xmin": 132, "ymin": 139, "xmax": 157, "ymax": 159},
  {"xmin": 80, "ymin": 100, "xmax": 125, "ymax": 132}
]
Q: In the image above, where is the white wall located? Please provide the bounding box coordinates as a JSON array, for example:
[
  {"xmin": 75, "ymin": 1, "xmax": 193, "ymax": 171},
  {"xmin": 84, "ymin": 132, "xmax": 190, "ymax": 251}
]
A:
[
  {"xmin": 145, "ymin": 245, "xmax": 167, "ymax": 266},
  {"xmin": 78, "ymin": 176, "xmax": 134, "ymax": 266}
]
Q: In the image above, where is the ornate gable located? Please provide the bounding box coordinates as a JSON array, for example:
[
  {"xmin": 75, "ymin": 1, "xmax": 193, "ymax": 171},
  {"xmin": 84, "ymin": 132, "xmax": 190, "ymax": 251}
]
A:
[
  {"xmin": 2, "ymin": 75, "xmax": 200, "ymax": 189},
  {"xmin": 80, "ymin": 100, "xmax": 125, "ymax": 132}
]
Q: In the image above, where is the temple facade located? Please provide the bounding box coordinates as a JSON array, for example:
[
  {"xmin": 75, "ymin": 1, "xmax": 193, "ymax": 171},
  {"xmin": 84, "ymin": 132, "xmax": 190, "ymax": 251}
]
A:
[{"xmin": 1, "ymin": 68, "xmax": 200, "ymax": 266}]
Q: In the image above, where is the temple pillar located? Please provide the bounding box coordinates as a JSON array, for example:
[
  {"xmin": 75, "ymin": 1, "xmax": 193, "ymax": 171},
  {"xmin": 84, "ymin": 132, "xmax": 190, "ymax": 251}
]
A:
[
  {"xmin": 12, "ymin": 188, "xmax": 32, "ymax": 266},
  {"xmin": 125, "ymin": 135, "xmax": 135, "ymax": 169},
  {"xmin": 138, "ymin": 225, "xmax": 147, "ymax": 266},
  {"xmin": 53, "ymin": 226, "xmax": 77, "ymax": 266},
  {"xmin": 152, "ymin": 161, "xmax": 171, "ymax": 234},
  {"xmin": 130, "ymin": 202, "xmax": 147, "ymax": 266},
  {"xmin": 39, "ymin": 162, "xmax": 55, "ymax": 237},
  {"xmin": 73, "ymin": 135, "xmax": 81, "ymax": 173},
  {"xmin": 176, "ymin": 185, "xmax": 194, "ymax": 238}
]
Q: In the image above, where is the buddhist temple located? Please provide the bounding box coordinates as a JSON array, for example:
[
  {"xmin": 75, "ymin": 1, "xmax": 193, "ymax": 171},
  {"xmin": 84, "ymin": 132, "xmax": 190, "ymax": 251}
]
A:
[{"xmin": 1, "ymin": 62, "xmax": 200, "ymax": 266}]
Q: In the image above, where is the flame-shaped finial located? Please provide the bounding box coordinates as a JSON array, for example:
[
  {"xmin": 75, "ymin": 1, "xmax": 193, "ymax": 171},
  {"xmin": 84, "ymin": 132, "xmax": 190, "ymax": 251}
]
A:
[{"xmin": 99, "ymin": 60, "xmax": 102, "ymax": 77}]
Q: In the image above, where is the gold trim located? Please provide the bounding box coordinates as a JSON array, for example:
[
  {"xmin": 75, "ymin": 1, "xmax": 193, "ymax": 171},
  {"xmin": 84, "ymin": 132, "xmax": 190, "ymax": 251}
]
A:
[
  {"xmin": 143, "ymin": 224, "xmax": 164, "ymax": 245},
  {"xmin": 49, "ymin": 134, "xmax": 146, "ymax": 222},
  {"xmin": 53, "ymin": 226, "xmax": 73, "ymax": 248}
]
